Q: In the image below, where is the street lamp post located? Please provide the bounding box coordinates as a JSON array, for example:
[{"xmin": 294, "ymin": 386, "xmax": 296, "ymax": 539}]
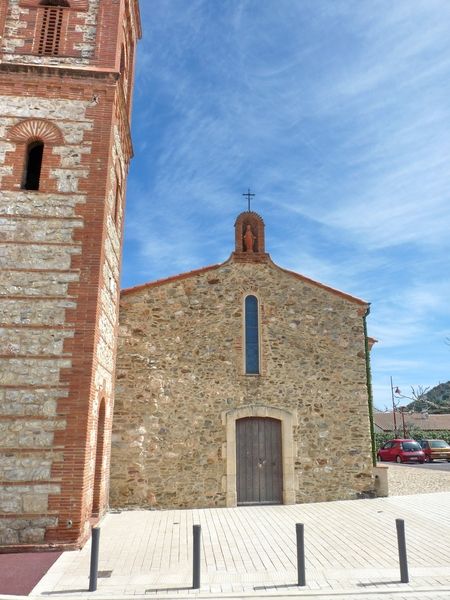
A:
[
  {"xmin": 390, "ymin": 377, "xmax": 406, "ymax": 436},
  {"xmin": 390, "ymin": 376, "xmax": 398, "ymax": 435},
  {"xmin": 400, "ymin": 407, "xmax": 407, "ymax": 438}
]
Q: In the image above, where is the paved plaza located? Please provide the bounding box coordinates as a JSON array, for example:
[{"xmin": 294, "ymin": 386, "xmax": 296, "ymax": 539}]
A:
[{"xmin": 21, "ymin": 490, "xmax": 450, "ymax": 600}]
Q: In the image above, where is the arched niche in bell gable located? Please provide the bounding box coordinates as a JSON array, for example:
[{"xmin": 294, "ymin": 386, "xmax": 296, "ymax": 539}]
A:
[{"xmin": 234, "ymin": 211, "xmax": 266, "ymax": 254}]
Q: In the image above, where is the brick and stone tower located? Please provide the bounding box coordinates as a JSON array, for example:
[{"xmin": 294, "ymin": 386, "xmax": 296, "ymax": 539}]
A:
[{"xmin": 0, "ymin": 0, "xmax": 141, "ymax": 549}]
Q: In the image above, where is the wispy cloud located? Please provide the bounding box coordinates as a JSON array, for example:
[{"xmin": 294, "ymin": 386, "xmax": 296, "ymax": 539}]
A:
[{"xmin": 124, "ymin": 0, "xmax": 450, "ymax": 407}]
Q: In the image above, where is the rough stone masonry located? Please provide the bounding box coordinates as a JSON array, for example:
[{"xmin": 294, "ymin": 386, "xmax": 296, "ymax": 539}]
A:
[
  {"xmin": 0, "ymin": 0, "xmax": 141, "ymax": 548},
  {"xmin": 110, "ymin": 212, "xmax": 375, "ymax": 510}
]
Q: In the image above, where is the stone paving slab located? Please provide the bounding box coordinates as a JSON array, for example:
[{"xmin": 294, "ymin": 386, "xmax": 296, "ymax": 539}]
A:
[
  {"xmin": 5, "ymin": 587, "xmax": 450, "ymax": 600},
  {"xmin": 28, "ymin": 491, "xmax": 450, "ymax": 600}
]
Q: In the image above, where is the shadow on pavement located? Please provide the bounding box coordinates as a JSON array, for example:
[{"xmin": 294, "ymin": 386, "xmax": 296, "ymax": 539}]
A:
[
  {"xmin": 254, "ymin": 583, "xmax": 300, "ymax": 590},
  {"xmin": 357, "ymin": 580, "xmax": 402, "ymax": 587},
  {"xmin": 41, "ymin": 590, "xmax": 87, "ymax": 596},
  {"xmin": 146, "ymin": 587, "xmax": 193, "ymax": 593}
]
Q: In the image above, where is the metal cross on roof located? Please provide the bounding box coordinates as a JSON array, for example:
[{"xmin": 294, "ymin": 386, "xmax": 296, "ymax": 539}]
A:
[{"xmin": 242, "ymin": 188, "xmax": 255, "ymax": 212}]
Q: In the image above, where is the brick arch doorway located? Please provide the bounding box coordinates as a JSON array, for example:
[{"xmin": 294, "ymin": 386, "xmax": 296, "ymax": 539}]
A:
[
  {"xmin": 236, "ymin": 417, "xmax": 282, "ymax": 505},
  {"xmin": 92, "ymin": 399, "xmax": 106, "ymax": 517}
]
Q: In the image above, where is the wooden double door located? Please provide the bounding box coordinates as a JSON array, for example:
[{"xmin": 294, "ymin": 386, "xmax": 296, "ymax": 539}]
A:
[{"xmin": 236, "ymin": 417, "xmax": 283, "ymax": 505}]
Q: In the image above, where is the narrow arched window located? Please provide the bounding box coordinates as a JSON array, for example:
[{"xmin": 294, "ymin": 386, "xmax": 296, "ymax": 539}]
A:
[
  {"xmin": 120, "ymin": 44, "xmax": 129, "ymax": 101},
  {"xmin": 245, "ymin": 295, "xmax": 260, "ymax": 374},
  {"xmin": 120, "ymin": 45, "xmax": 126, "ymax": 75},
  {"xmin": 22, "ymin": 141, "xmax": 44, "ymax": 191},
  {"xmin": 113, "ymin": 166, "xmax": 123, "ymax": 224},
  {"xmin": 38, "ymin": 1, "xmax": 69, "ymax": 56}
]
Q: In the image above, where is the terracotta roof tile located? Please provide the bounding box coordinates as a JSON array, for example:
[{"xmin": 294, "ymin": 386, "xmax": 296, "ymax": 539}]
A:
[{"xmin": 374, "ymin": 411, "xmax": 450, "ymax": 432}]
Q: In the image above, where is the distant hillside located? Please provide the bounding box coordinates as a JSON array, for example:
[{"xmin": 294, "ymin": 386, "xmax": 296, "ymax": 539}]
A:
[{"xmin": 406, "ymin": 381, "xmax": 450, "ymax": 414}]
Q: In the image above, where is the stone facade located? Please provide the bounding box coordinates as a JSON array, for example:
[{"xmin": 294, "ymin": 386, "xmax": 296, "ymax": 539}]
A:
[
  {"xmin": 0, "ymin": 0, "xmax": 376, "ymax": 547},
  {"xmin": 110, "ymin": 213, "xmax": 375, "ymax": 510},
  {"xmin": 0, "ymin": 0, "xmax": 141, "ymax": 549}
]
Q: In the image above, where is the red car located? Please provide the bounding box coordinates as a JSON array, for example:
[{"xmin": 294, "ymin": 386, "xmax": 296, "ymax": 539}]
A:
[{"xmin": 377, "ymin": 439, "xmax": 425, "ymax": 463}]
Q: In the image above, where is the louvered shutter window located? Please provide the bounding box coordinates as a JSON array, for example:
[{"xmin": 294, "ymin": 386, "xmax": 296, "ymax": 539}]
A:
[{"xmin": 38, "ymin": 7, "xmax": 64, "ymax": 55}]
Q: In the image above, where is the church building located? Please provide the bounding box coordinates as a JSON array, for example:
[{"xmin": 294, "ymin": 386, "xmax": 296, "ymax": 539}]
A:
[
  {"xmin": 110, "ymin": 211, "xmax": 376, "ymax": 509},
  {"xmin": 0, "ymin": 0, "xmax": 377, "ymax": 551}
]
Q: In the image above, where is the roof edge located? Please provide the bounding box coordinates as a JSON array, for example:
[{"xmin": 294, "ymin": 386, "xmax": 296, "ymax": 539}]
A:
[
  {"xmin": 121, "ymin": 254, "xmax": 369, "ymax": 307},
  {"xmin": 120, "ymin": 262, "xmax": 226, "ymax": 296},
  {"xmin": 270, "ymin": 258, "xmax": 369, "ymax": 306}
]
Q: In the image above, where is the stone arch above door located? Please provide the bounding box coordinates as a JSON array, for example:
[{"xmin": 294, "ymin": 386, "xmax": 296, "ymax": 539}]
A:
[{"xmin": 223, "ymin": 405, "xmax": 297, "ymax": 507}]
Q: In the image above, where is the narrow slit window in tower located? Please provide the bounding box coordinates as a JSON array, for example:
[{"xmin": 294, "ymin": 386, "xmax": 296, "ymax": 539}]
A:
[
  {"xmin": 113, "ymin": 167, "xmax": 123, "ymax": 224},
  {"xmin": 23, "ymin": 141, "xmax": 44, "ymax": 191},
  {"xmin": 120, "ymin": 45, "xmax": 126, "ymax": 75},
  {"xmin": 245, "ymin": 295, "xmax": 260, "ymax": 374}
]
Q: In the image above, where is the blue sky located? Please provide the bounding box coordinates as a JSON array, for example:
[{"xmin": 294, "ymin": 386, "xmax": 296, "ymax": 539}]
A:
[{"xmin": 122, "ymin": 0, "xmax": 450, "ymax": 410}]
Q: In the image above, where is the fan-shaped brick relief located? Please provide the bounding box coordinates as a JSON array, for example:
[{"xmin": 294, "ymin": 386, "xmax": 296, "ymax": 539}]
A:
[{"xmin": 8, "ymin": 119, "xmax": 64, "ymax": 144}]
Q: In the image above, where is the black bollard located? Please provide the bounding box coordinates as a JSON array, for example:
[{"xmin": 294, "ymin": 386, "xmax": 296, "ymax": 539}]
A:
[
  {"xmin": 192, "ymin": 524, "xmax": 201, "ymax": 589},
  {"xmin": 296, "ymin": 523, "xmax": 306, "ymax": 586},
  {"xmin": 395, "ymin": 519, "xmax": 409, "ymax": 583},
  {"xmin": 89, "ymin": 527, "xmax": 101, "ymax": 592}
]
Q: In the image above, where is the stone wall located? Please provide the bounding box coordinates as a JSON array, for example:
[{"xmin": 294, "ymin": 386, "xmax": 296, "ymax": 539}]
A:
[
  {"xmin": 0, "ymin": 0, "xmax": 140, "ymax": 72},
  {"xmin": 0, "ymin": 94, "xmax": 91, "ymax": 545},
  {"xmin": 110, "ymin": 257, "xmax": 375, "ymax": 509},
  {"xmin": 1, "ymin": 0, "xmax": 99, "ymax": 65},
  {"xmin": 0, "ymin": 0, "xmax": 140, "ymax": 548}
]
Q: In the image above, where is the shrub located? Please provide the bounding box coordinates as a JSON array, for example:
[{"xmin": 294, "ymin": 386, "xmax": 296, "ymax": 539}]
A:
[{"xmin": 374, "ymin": 429, "xmax": 450, "ymax": 451}]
